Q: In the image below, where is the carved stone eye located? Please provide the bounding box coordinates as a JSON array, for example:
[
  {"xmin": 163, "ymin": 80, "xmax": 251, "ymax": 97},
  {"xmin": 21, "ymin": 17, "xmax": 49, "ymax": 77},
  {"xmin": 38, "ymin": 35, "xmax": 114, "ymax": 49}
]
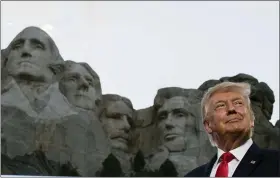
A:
[
  {"xmin": 68, "ymin": 75, "xmax": 78, "ymax": 82},
  {"xmin": 70, "ymin": 77, "xmax": 76, "ymax": 82},
  {"xmin": 112, "ymin": 113, "xmax": 121, "ymax": 119},
  {"xmin": 11, "ymin": 43, "xmax": 22, "ymax": 50},
  {"xmin": 176, "ymin": 112, "xmax": 185, "ymax": 117},
  {"xmin": 34, "ymin": 44, "xmax": 44, "ymax": 49},
  {"xmin": 158, "ymin": 114, "xmax": 166, "ymax": 121}
]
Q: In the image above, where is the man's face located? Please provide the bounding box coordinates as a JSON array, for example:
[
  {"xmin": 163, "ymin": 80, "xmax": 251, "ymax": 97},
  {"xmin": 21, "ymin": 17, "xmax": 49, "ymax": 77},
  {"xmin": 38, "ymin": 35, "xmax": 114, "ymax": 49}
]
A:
[
  {"xmin": 157, "ymin": 96, "xmax": 195, "ymax": 151},
  {"xmin": 203, "ymin": 91, "xmax": 254, "ymax": 140},
  {"xmin": 101, "ymin": 100, "xmax": 133, "ymax": 152},
  {"xmin": 59, "ymin": 63, "xmax": 100, "ymax": 110},
  {"xmin": 5, "ymin": 28, "xmax": 54, "ymax": 82}
]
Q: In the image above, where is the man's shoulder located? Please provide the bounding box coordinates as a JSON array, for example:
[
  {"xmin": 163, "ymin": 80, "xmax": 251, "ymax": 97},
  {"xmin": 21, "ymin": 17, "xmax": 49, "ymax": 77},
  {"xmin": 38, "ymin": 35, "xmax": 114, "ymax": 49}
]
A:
[
  {"xmin": 253, "ymin": 148, "xmax": 280, "ymax": 176},
  {"xmin": 184, "ymin": 163, "xmax": 208, "ymax": 177},
  {"xmin": 259, "ymin": 148, "xmax": 280, "ymax": 161},
  {"xmin": 260, "ymin": 147, "xmax": 280, "ymax": 153}
]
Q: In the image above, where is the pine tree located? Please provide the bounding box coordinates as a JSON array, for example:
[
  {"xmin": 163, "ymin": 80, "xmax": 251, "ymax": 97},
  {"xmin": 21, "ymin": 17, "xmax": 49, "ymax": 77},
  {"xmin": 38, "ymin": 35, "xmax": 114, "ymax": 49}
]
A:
[
  {"xmin": 99, "ymin": 153, "xmax": 123, "ymax": 177},
  {"xmin": 133, "ymin": 151, "xmax": 146, "ymax": 172},
  {"xmin": 159, "ymin": 159, "xmax": 178, "ymax": 177}
]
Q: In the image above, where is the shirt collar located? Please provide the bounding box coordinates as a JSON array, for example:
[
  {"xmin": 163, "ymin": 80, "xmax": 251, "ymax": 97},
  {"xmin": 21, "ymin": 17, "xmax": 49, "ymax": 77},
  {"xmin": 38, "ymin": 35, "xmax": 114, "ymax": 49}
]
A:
[{"xmin": 217, "ymin": 138, "xmax": 253, "ymax": 161}]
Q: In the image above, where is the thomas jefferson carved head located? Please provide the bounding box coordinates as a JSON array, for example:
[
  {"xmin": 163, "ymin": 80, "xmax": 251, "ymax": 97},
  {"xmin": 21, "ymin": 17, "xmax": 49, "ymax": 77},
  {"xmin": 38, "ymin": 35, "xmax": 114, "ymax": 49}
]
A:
[{"xmin": 59, "ymin": 60, "xmax": 102, "ymax": 111}]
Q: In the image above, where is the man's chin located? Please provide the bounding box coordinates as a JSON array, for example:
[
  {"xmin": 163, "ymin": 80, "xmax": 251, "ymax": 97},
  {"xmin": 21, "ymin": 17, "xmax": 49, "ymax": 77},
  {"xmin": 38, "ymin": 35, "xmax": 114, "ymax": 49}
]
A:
[
  {"xmin": 73, "ymin": 101, "xmax": 94, "ymax": 110},
  {"xmin": 111, "ymin": 141, "xmax": 129, "ymax": 152},
  {"xmin": 15, "ymin": 68, "xmax": 37, "ymax": 75},
  {"xmin": 163, "ymin": 136, "xmax": 185, "ymax": 152},
  {"xmin": 17, "ymin": 64, "xmax": 40, "ymax": 72},
  {"xmin": 224, "ymin": 127, "xmax": 251, "ymax": 139},
  {"xmin": 226, "ymin": 118, "xmax": 243, "ymax": 124}
]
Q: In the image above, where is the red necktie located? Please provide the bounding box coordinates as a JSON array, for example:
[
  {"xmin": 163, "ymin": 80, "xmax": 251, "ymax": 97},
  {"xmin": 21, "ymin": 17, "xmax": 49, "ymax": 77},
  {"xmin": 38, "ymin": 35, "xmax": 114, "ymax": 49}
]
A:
[{"xmin": 215, "ymin": 152, "xmax": 235, "ymax": 177}]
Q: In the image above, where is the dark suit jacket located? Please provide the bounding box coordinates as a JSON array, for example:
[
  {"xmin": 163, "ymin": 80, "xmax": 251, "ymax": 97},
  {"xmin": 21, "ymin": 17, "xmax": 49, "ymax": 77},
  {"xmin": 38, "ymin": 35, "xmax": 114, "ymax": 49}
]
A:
[{"xmin": 185, "ymin": 143, "xmax": 280, "ymax": 177}]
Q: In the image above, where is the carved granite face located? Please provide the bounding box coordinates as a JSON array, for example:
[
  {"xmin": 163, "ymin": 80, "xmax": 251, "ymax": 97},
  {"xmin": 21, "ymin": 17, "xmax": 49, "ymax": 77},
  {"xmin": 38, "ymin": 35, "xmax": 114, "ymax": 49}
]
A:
[
  {"xmin": 156, "ymin": 96, "xmax": 195, "ymax": 151},
  {"xmin": 101, "ymin": 100, "xmax": 134, "ymax": 152},
  {"xmin": 5, "ymin": 27, "xmax": 55, "ymax": 83},
  {"xmin": 59, "ymin": 63, "xmax": 100, "ymax": 110}
]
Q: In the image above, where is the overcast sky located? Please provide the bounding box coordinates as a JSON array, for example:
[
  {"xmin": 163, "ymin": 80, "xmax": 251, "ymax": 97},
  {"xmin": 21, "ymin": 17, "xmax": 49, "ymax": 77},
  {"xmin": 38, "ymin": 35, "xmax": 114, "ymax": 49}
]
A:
[{"xmin": 1, "ymin": 1, "xmax": 279, "ymax": 125}]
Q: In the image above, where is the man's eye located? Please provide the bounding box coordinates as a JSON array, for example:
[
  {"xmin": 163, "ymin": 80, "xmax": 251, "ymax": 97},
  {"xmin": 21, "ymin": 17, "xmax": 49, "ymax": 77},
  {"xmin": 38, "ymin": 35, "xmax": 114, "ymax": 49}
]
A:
[
  {"xmin": 35, "ymin": 44, "xmax": 44, "ymax": 49},
  {"xmin": 234, "ymin": 101, "xmax": 243, "ymax": 106},
  {"xmin": 112, "ymin": 113, "xmax": 121, "ymax": 119},
  {"xmin": 12, "ymin": 44, "xmax": 22, "ymax": 50},
  {"xmin": 158, "ymin": 114, "xmax": 166, "ymax": 120},
  {"xmin": 216, "ymin": 104, "xmax": 226, "ymax": 109},
  {"xmin": 176, "ymin": 112, "xmax": 185, "ymax": 117},
  {"xmin": 68, "ymin": 76, "xmax": 78, "ymax": 81}
]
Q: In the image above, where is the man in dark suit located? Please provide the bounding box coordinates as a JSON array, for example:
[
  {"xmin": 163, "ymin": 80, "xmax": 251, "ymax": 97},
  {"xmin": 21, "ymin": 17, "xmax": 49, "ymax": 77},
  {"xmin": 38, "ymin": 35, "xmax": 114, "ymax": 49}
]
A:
[{"xmin": 185, "ymin": 82, "xmax": 280, "ymax": 177}]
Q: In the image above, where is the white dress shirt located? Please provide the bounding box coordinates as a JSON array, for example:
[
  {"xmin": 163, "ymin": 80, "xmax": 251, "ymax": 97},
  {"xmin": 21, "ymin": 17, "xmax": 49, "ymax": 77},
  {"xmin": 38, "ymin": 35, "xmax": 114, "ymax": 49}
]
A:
[{"xmin": 210, "ymin": 138, "xmax": 253, "ymax": 177}]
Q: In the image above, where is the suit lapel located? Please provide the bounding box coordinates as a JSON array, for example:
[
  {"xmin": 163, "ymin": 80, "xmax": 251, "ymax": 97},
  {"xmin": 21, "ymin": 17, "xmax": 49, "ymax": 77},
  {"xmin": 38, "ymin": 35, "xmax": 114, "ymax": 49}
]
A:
[
  {"xmin": 232, "ymin": 143, "xmax": 262, "ymax": 177},
  {"xmin": 204, "ymin": 154, "xmax": 217, "ymax": 176}
]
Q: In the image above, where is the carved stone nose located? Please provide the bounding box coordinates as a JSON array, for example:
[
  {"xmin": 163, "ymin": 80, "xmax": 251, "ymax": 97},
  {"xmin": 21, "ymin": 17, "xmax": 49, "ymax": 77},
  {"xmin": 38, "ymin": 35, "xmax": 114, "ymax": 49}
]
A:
[
  {"xmin": 21, "ymin": 52, "xmax": 32, "ymax": 58},
  {"xmin": 79, "ymin": 80, "xmax": 89, "ymax": 91}
]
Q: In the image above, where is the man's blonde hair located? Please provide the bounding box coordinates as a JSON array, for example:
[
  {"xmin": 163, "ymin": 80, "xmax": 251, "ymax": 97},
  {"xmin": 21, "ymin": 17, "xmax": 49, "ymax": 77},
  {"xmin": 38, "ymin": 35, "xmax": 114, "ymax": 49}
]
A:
[{"xmin": 201, "ymin": 81, "xmax": 255, "ymax": 146}]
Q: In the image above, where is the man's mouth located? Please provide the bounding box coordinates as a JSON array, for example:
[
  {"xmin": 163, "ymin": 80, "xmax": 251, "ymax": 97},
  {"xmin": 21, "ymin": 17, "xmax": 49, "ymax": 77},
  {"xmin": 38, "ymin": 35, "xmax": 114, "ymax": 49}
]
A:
[
  {"xmin": 76, "ymin": 94, "xmax": 86, "ymax": 97},
  {"xmin": 75, "ymin": 94, "xmax": 89, "ymax": 98},
  {"xmin": 226, "ymin": 118, "xmax": 242, "ymax": 123},
  {"xmin": 116, "ymin": 137, "xmax": 128, "ymax": 143},
  {"xmin": 112, "ymin": 135, "xmax": 129, "ymax": 144},
  {"xmin": 164, "ymin": 133, "xmax": 180, "ymax": 140},
  {"xmin": 18, "ymin": 61, "xmax": 37, "ymax": 67}
]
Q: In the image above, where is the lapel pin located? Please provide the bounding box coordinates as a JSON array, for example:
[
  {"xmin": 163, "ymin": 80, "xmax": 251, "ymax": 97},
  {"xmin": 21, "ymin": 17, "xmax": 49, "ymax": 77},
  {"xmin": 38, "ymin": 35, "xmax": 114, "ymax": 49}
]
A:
[{"xmin": 250, "ymin": 160, "xmax": 256, "ymax": 164}]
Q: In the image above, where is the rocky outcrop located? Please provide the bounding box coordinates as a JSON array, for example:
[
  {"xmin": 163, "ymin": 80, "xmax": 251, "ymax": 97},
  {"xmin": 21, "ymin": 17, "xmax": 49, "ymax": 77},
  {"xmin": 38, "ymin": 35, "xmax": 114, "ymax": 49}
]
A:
[
  {"xmin": 1, "ymin": 26, "xmax": 279, "ymax": 177},
  {"xmin": 1, "ymin": 26, "xmax": 111, "ymax": 176},
  {"xmin": 1, "ymin": 150, "xmax": 80, "ymax": 176}
]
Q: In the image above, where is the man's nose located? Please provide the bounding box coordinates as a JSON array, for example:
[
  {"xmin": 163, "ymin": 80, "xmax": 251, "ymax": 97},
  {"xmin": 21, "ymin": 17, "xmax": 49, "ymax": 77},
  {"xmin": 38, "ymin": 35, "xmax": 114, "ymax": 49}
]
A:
[
  {"xmin": 227, "ymin": 103, "xmax": 237, "ymax": 115},
  {"xmin": 21, "ymin": 52, "xmax": 32, "ymax": 58},
  {"xmin": 78, "ymin": 77, "xmax": 89, "ymax": 90},
  {"xmin": 21, "ymin": 43, "xmax": 32, "ymax": 58},
  {"xmin": 165, "ymin": 114, "xmax": 174, "ymax": 129},
  {"xmin": 121, "ymin": 115, "xmax": 131, "ymax": 133}
]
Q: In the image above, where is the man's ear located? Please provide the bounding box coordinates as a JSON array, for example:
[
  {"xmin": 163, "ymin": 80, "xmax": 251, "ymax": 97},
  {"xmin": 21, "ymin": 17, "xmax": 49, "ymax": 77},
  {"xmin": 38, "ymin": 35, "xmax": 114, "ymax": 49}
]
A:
[
  {"xmin": 203, "ymin": 119, "xmax": 212, "ymax": 134},
  {"xmin": 250, "ymin": 119, "xmax": 254, "ymax": 128},
  {"xmin": 249, "ymin": 108, "xmax": 255, "ymax": 129}
]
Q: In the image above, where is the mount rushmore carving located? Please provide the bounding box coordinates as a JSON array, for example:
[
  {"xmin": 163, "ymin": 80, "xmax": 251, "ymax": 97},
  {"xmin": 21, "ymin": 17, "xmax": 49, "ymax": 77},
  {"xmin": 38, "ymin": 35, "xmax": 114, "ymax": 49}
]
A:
[{"xmin": 1, "ymin": 26, "xmax": 279, "ymax": 177}]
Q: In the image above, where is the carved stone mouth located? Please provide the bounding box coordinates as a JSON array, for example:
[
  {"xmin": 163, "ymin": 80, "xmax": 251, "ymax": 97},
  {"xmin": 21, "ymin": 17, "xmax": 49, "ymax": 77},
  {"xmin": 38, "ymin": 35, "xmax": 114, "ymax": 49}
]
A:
[
  {"xmin": 18, "ymin": 61, "xmax": 39, "ymax": 69},
  {"xmin": 75, "ymin": 94, "xmax": 89, "ymax": 98},
  {"xmin": 164, "ymin": 134, "xmax": 179, "ymax": 140},
  {"xmin": 76, "ymin": 94, "xmax": 86, "ymax": 97},
  {"xmin": 19, "ymin": 61, "xmax": 35, "ymax": 65},
  {"xmin": 114, "ymin": 137, "xmax": 128, "ymax": 144}
]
